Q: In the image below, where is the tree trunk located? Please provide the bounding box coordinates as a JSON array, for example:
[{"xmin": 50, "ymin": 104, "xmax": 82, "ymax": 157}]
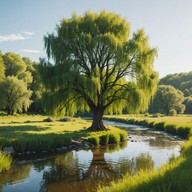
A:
[{"xmin": 89, "ymin": 107, "xmax": 107, "ymax": 131}]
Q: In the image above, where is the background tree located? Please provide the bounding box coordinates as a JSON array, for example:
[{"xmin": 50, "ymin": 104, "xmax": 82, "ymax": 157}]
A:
[
  {"xmin": 0, "ymin": 51, "xmax": 5, "ymax": 79},
  {"xmin": 41, "ymin": 11, "xmax": 158, "ymax": 131},
  {"xmin": 160, "ymin": 72, "xmax": 192, "ymax": 97},
  {"xmin": 160, "ymin": 71, "xmax": 192, "ymax": 113},
  {"xmin": 183, "ymin": 97, "xmax": 192, "ymax": 114},
  {"xmin": 0, "ymin": 52, "xmax": 32, "ymax": 115},
  {"xmin": 149, "ymin": 85, "xmax": 185, "ymax": 115},
  {"xmin": 22, "ymin": 57, "xmax": 43, "ymax": 113},
  {"xmin": 0, "ymin": 76, "xmax": 32, "ymax": 115}
]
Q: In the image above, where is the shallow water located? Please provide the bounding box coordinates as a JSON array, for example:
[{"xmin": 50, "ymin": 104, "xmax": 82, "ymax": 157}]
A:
[{"xmin": 0, "ymin": 120, "xmax": 181, "ymax": 192}]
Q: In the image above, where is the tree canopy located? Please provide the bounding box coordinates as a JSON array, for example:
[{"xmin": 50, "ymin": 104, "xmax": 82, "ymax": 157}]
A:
[
  {"xmin": 0, "ymin": 52, "xmax": 33, "ymax": 115},
  {"xmin": 41, "ymin": 11, "xmax": 158, "ymax": 131},
  {"xmin": 160, "ymin": 72, "xmax": 192, "ymax": 97},
  {"xmin": 149, "ymin": 85, "xmax": 185, "ymax": 115},
  {"xmin": 0, "ymin": 51, "xmax": 5, "ymax": 79},
  {"xmin": 160, "ymin": 71, "xmax": 192, "ymax": 114}
]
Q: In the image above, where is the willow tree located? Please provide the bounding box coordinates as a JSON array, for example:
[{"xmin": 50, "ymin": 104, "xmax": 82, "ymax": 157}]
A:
[{"xmin": 41, "ymin": 11, "xmax": 158, "ymax": 131}]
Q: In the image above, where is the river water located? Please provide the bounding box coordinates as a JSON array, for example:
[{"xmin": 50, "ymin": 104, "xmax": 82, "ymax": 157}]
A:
[{"xmin": 0, "ymin": 120, "xmax": 181, "ymax": 192}]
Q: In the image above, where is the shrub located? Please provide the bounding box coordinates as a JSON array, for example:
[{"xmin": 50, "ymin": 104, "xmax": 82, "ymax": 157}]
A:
[
  {"xmin": 99, "ymin": 134, "xmax": 109, "ymax": 145},
  {"xmin": 169, "ymin": 109, "xmax": 177, "ymax": 116},
  {"xmin": 85, "ymin": 136, "xmax": 100, "ymax": 146},
  {"xmin": 164, "ymin": 124, "xmax": 177, "ymax": 134},
  {"xmin": 119, "ymin": 131, "xmax": 128, "ymax": 142},
  {"xmin": 153, "ymin": 122, "xmax": 165, "ymax": 131},
  {"xmin": 43, "ymin": 117, "xmax": 53, "ymax": 122},
  {"xmin": 152, "ymin": 113, "xmax": 163, "ymax": 117},
  {"xmin": 59, "ymin": 117, "xmax": 71, "ymax": 122},
  {"xmin": 108, "ymin": 133, "xmax": 120, "ymax": 144},
  {"xmin": 177, "ymin": 127, "xmax": 191, "ymax": 138}
]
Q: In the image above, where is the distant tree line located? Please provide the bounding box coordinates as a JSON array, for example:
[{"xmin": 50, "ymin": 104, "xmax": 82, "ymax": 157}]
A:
[
  {"xmin": 149, "ymin": 72, "xmax": 192, "ymax": 115},
  {"xmin": 0, "ymin": 51, "xmax": 42, "ymax": 115},
  {"xmin": 0, "ymin": 54, "xmax": 191, "ymax": 116}
]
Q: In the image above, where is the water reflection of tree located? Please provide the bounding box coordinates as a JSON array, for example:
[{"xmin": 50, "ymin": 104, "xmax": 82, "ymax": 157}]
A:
[
  {"xmin": 40, "ymin": 143, "xmax": 155, "ymax": 192},
  {"xmin": 0, "ymin": 164, "xmax": 31, "ymax": 192}
]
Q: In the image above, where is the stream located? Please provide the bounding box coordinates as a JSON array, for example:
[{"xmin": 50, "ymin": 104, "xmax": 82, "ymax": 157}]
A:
[{"xmin": 0, "ymin": 120, "xmax": 182, "ymax": 192}]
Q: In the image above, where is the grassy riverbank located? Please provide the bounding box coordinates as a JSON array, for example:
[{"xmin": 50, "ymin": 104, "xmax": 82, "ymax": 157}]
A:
[
  {"xmin": 104, "ymin": 114, "xmax": 192, "ymax": 138},
  {"xmin": 0, "ymin": 114, "xmax": 127, "ymax": 173},
  {"xmin": 98, "ymin": 138, "xmax": 192, "ymax": 192},
  {"xmin": 98, "ymin": 115, "xmax": 192, "ymax": 192}
]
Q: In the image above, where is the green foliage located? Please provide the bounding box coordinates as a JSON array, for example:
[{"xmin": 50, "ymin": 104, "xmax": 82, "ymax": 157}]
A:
[
  {"xmin": 169, "ymin": 109, "xmax": 177, "ymax": 116},
  {"xmin": 160, "ymin": 71, "xmax": 192, "ymax": 94},
  {"xmin": 2, "ymin": 52, "xmax": 26, "ymax": 77},
  {"xmin": 59, "ymin": 117, "xmax": 71, "ymax": 122},
  {"xmin": 104, "ymin": 115, "xmax": 192, "ymax": 138},
  {"xmin": 43, "ymin": 117, "xmax": 54, "ymax": 122},
  {"xmin": 85, "ymin": 136, "xmax": 100, "ymax": 146},
  {"xmin": 83, "ymin": 128, "xmax": 127, "ymax": 145},
  {"xmin": 149, "ymin": 85, "xmax": 185, "ymax": 115},
  {"xmin": 108, "ymin": 133, "xmax": 120, "ymax": 144},
  {"xmin": 99, "ymin": 134, "xmax": 109, "ymax": 145},
  {"xmin": 0, "ymin": 52, "xmax": 34, "ymax": 114},
  {"xmin": 0, "ymin": 151, "xmax": 12, "ymax": 173},
  {"xmin": 119, "ymin": 131, "xmax": 128, "ymax": 142},
  {"xmin": 183, "ymin": 96, "xmax": 192, "ymax": 114},
  {"xmin": 0, "ymin": 76, "xmax": 32, "ymax": 114},
  {"xmin": 0, "ymin": 51, "xmax": 5, "ymax": 79},
  {"xmin": 160, "ymin": 71, "xmax": 192, "ymax": 114},
  {"xmin": 24, "ymin": 59, "xmax": 43, "ymax": 113},
  {"xmin": 40, "ymin": 11, "xmax": 158, "ymax": 129}
]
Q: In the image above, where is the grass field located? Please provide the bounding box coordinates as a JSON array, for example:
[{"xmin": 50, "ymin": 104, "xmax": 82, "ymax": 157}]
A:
[{"xmin": 0, "ymin": 114, "xmax": 127, "ymax": 153}]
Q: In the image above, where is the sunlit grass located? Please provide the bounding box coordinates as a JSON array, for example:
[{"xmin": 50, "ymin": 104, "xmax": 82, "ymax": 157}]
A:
[
  {"xmin": 105, "ymin": 114, "xmax": 192, "ymax": 138},
  {"xmin": 0, "ymin": 114, "xmax": 127, "ymax": 154}
]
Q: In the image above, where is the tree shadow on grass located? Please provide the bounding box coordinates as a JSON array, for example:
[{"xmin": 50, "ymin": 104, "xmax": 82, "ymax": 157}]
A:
[{"xmin": 0, "ymin": 125, "xmax": 51, "ymax": 138}]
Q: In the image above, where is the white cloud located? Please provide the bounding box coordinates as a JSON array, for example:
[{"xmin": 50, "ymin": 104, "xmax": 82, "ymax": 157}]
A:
[
  {"xmin": 23, "ymin": 31, "xmax": 34, "ymax": 36},
  {"xmin": 0, "ymin": 32, "xmax": 34, "ymax": 42},
  {"xmin": 20, "ymin": 49, "xmax": 41, "ymax": 54}
]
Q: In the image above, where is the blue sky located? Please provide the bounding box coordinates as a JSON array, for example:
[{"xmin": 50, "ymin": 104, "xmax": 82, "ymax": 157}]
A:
[{"xmin": 0, "ymin": 0, "xmax": 192, "ymax": 77}]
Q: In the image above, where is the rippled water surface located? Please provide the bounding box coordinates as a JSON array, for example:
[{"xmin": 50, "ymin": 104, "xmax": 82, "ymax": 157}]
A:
[{"xmin": 0, "ymin": 121, "xmax": 181, "ymax": 192}]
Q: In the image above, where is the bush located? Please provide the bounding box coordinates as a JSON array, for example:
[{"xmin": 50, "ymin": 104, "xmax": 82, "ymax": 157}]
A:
[
  {"xmin": 108, "ymin": 133, "xmax": 120, "ymax": 144},
  {"xmin": 119, "ymin": 131, "xmax": 128, "ymax": 142},
  {"xmin": 59, "ymin": 117, "xmax": 71, "ymax": 122},
  {"xmin": 85, "ymin": 136, "xmax": 100, "ymax": 146},
  {"xmin": 43, "ymin": 117, "xmax": 53, "ymax": 122},
  {"xmin": 169, "ymin": 109, "xmax": 177, "ymax": 116},
  {"xmin": 153, "ymin": 122, "xmax": 165, "ymax": 131},
  {"xmin": 99, "ymin": 134, "xmax": 109, "ymax": 145},
  {"xmin": 152, "ymin": 113, "xmax": 164, "ymax": 118},
  {"xmin": 177, "ymin": 127, "xmax": 191, "ymax": 138},
  {"xmin": 164, "ymin": 124, "xmax": 177, "ymax": 134}
]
